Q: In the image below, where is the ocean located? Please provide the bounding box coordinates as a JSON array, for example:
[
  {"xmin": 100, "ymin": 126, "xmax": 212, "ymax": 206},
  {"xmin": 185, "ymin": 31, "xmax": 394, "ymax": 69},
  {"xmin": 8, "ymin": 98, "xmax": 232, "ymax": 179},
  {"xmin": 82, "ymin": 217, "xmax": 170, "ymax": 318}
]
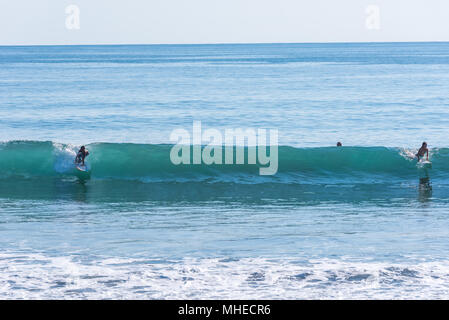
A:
[{"xmin": 1, "ymin": 42, "xmax": 449, "ymax": 299}]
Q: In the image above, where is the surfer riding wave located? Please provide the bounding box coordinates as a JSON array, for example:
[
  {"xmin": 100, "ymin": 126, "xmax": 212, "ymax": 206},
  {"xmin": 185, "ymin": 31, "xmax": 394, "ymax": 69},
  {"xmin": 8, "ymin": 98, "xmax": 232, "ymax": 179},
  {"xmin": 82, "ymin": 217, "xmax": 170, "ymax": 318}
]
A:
[
  {"xmin": 75, "ymin": 146, "xmax": 89, "ymax": 166},
  {"xmin": 416, "ymin": 142, "xmax": 429, "ymax": 162}
]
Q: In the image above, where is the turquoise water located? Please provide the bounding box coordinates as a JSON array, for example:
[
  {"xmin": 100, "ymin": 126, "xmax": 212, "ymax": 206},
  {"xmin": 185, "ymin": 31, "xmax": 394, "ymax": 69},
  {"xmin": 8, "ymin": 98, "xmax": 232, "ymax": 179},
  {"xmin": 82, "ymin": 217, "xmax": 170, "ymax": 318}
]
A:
[{"xmin": 1, "ymin": 43, "xmax": 449, "ymax": 299}]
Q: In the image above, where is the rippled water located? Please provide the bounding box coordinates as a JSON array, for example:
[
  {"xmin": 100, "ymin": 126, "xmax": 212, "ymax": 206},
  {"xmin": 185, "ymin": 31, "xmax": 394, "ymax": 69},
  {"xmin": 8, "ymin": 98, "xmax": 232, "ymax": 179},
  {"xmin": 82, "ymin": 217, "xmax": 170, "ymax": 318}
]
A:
[{"xmin": 1, "ymin": 43, "xmax": 449, "ymax": 299}]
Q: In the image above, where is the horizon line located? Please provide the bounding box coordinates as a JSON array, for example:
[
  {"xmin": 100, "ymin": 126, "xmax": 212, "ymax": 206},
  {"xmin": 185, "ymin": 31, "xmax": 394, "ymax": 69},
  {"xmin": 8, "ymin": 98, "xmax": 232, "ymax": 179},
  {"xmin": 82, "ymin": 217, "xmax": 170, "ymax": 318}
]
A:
[{"xmin": 1, "ymin": 40, "xmax": 449, "ymax": 47}]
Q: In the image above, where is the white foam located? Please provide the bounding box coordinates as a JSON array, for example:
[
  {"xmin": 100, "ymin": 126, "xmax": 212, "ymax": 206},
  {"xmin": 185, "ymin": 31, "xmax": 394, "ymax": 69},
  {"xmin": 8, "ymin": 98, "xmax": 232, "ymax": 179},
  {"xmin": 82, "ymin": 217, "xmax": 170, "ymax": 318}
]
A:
[
  {"xmin": 52, "ymin": 143, "xmax": 80, "ymax": 173},
  {"xmin": 1, "ymin": 252, "xmax": 449, "ymax": 299},
  {"xmin": 399, "ymin": 148, "xmax": 417, "ymax": 161}
]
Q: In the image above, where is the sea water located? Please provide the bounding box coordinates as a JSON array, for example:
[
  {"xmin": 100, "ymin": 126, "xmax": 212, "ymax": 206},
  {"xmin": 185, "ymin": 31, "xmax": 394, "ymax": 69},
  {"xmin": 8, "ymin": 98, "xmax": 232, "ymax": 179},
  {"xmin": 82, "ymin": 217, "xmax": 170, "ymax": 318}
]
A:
[{"xmin": 1, "ymin": 43, "xmax": 449, "ymax": 299}]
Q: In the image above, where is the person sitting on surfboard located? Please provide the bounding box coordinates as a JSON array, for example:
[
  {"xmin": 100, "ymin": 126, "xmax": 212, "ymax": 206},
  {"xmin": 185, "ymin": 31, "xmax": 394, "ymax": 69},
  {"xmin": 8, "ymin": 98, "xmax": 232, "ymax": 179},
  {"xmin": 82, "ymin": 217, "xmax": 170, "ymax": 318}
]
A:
[
  {"xmin": 416, "ymin": 142, "xmax": 429, "ymax": 161},
  {"xmin": 75, "ymin": 146, "xmax": 89, "ymax": 166}
]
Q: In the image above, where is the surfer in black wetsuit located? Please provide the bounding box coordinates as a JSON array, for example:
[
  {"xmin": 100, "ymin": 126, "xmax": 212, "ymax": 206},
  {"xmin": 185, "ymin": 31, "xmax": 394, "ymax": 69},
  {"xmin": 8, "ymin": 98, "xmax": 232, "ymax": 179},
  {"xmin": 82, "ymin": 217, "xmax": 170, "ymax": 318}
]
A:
[
  {"xmin": 75, "ymin": 146, "xmax": 89, "ymax": 165},
  {"xmin": 416, "ymin": 142, "xmax": 429, "ymax": 161}
]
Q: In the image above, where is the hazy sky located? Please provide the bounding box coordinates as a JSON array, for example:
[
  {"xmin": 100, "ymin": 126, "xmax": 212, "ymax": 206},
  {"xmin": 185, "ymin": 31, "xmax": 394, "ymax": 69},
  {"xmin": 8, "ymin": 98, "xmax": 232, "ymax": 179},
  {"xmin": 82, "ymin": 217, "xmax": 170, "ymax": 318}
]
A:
[{"xmin": 1, "ymin": 0, "xmax": 448, "ymax": 45}]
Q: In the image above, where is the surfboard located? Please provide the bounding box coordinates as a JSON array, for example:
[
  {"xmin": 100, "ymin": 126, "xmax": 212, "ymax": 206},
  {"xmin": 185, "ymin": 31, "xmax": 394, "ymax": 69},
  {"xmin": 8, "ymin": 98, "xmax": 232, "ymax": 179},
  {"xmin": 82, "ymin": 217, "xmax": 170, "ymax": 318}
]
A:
[
  {"xmin": 418, "ymin": 160, "xmax": 432, "ymax": 169},
  {"xmin": 76, "ymin": 164, "xmax": 89, "ymax": 172},
  {"xmin": 75, "ymin": 163, "xmax": 91, "ymax": 180}
]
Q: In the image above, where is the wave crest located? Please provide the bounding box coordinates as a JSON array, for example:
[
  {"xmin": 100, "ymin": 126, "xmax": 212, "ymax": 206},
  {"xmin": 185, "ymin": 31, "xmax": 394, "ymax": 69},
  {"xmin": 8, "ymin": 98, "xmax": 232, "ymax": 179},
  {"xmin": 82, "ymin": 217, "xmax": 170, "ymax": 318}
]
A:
[{"xmin": 0, "ymin": 141, "xmax": 447, "ymax": 183}]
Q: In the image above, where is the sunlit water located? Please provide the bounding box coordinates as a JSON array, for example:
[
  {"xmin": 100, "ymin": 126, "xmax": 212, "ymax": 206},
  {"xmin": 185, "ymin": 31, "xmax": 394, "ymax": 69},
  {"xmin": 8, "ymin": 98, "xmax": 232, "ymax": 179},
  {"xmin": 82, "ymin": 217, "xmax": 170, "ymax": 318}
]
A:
[{"xmin": 1, "ymin": 43, "xmax": 449, "ymax": 299}]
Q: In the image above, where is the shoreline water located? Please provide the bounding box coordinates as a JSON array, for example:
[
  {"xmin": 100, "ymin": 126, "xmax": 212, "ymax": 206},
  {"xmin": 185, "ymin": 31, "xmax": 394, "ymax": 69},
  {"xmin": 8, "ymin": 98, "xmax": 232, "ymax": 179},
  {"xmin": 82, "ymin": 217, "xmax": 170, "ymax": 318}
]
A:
[{"xmin": 2, "ymin": 253, "xmax": 449, "ymax": 299}]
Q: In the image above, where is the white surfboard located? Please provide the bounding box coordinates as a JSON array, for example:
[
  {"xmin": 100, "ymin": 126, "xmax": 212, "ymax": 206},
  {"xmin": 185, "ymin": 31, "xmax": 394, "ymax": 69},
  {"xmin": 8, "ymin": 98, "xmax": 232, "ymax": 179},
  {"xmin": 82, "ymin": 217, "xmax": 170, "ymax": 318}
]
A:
[
  {"xmin": 417, "ymin": 160, "xmax": 432, "ymax": 170},
  {"xmin": 76, "ymin": 164, "xmax": 89, "ymax": 172}
]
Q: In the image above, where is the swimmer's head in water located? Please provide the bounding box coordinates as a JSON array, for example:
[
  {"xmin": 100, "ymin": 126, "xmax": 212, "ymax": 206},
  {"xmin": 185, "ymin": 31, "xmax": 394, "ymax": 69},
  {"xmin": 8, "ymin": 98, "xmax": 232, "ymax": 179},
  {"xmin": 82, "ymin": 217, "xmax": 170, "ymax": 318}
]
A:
[{"xmin": 337, "ymin": 142, "xmax": 342, "ymax": 147}]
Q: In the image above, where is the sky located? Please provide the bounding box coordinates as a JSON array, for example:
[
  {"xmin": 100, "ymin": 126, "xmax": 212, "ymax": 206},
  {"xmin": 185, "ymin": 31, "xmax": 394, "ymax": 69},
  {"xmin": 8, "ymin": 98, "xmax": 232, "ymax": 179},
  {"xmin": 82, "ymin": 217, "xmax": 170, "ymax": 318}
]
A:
[{"xmin": 1, "ymin": 0, "xmax": 448, "ymax": 45}]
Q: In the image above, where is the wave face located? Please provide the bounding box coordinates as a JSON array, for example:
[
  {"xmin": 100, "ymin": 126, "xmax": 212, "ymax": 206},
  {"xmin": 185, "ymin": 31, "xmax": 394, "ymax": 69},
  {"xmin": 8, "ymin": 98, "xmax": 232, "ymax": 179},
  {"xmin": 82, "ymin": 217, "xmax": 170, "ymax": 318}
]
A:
[{"xmin": 0, "ymin": 141, "xmax": 447, "ymax": 183}]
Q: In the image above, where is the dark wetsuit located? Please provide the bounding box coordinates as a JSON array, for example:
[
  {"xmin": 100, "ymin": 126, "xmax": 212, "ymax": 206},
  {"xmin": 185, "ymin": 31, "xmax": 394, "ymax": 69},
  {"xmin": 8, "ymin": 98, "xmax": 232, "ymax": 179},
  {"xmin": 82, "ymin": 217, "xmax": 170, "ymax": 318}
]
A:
[{"xmin": 75, "ymin": 149, "xmax": 89, "ymax": 164}]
